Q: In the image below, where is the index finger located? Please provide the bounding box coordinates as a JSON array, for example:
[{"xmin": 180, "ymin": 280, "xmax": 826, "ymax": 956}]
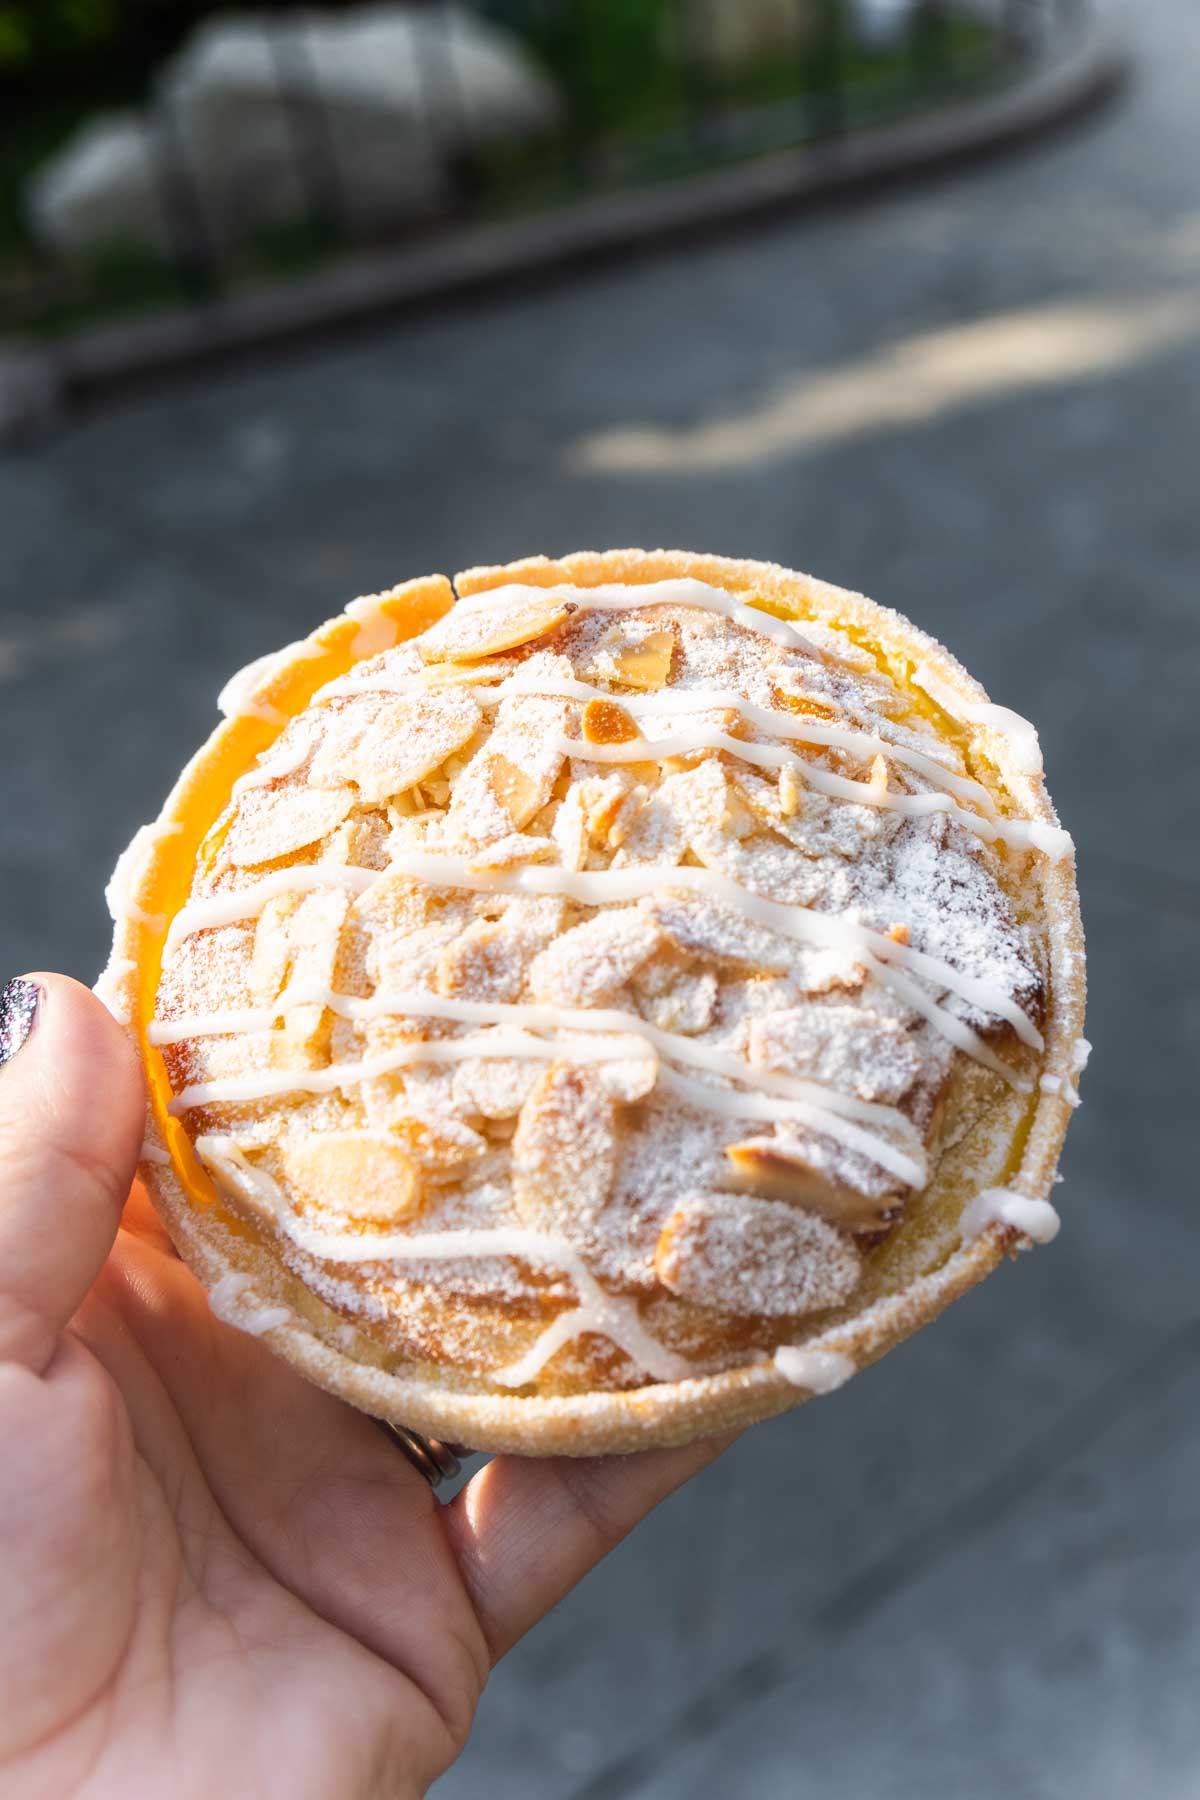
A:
[{"xmin": 443, "ymin": 1434, "xmax": 735, "ymax": 1661}]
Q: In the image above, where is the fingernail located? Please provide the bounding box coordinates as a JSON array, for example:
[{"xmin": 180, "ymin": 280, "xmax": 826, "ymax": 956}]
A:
[{"xmin": 0, "ymin": 978, "xmax": 40, "ymax": 1069}]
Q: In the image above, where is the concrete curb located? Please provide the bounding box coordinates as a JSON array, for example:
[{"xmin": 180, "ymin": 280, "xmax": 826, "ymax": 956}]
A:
[{"xmin": 3, "ymin": 14, "xmax": 1125, "ymax": 435}]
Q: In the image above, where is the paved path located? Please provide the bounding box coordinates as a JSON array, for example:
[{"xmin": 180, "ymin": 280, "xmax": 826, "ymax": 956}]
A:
[{"xmin": 2, "ymin": 2, "xmax": 1196, "ymax": 1794}]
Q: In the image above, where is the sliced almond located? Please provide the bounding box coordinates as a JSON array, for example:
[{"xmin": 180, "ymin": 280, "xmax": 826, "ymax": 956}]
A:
[
  {"xmin": 452, "ymin": 1056, "xmax": 542, "ymax": 1120},
  {"xmin": 748, "ymin": 1005, "xmax": 920, "ymax": 1104},
  {"xmin": 512, "ymin": 1063, "xmax": 617, "ymax": 1238},
  {"xmin": 503, "ymin": 892, "xmax": 571, "ymax": 941},
  {"xmin": 582, "ymin": 698, "xmax": 641, "ymax": 745},
  {"xmin": 418, "ymin": 593, "xmax": 578, "ymax": 664},
  {"xmin": 437, "ymin": 917, "xmax": 536, "ymax": 1002},
  {"xmin": 219, "ymin": 783, "xmax": 356, "ymax": 868},
  {"xmin": 249, "ymin": 892, "xmax": 301, "ymax": 1002},
  {"xmin": 654, "ymin": 1192, "xmax": 861, "ymax": 1317},
  {"xmin": 488, "ymin": 754, "xmax": 544, "ymax": 829},
  {"xmin": 778, "ymin": 764, "xmax": 803, "ymax": 818},
  {"xmin": 334, "ymin": 874, "xmax": 439, "ymax": 994},
  {"xmin": 595, "ymin": 1054, "xmax": 659, "ymax": 1103},
  {"xmin": 642, "ymin": 890, "xmax": 792, "ymax": 974},
  {"xmin": 325, "ymin": 810, "xmax": 391, "ymax": 871},
  {"xmin": 551, "ymin": 786, "xmax": 589, "ymax": 871},
  {"xmin": 445, "ymin": 692, "xmax": 572, "ymax": 846},
  {"xmin": 529, "ymin": 908, "xmax": 663, "ymax": 1008},
  {"xmin": 373, "ymin": 920, "xmax": 466, "ymax": 995},
  {"xmin": 723, "ymin": 1138, "xmax": 903, "ymax": 1230},
  {"xmin": 467, "ymin": 831, "xmax": 557, "ymax": 873},
  {"xmin": 585, "ymin": 620, "xmax": 678, "ymax": 692},
  {"xmin": 309, "ymin": 691, "xmax": 481, "ymax": 805},
  {"xmin": 576, "ymin": 771, "xmax": 637, "ymax": 843},
  {"xmin": 866, "ymin": 754, "xmax": 890, "ymax": 801},
  {"xmin": 688, "ymin": 816, "xmax": 836, "ymax": 905},
  {"xmin": 660, "ymin": 707, "xmax": 742, "ymax": 775},
  {"xmin": 610, "ymin": 630, "xmax": 676, "ymax": 691},
  {"xmin": 610, "ymin": 759, "xmax": 728, "ymax": 869},
  {"xmin": 767, "ymin": 678, "xmax": 838, "ymax": 723},
  {"xmin": 383, "ymin": 1110, "xmax": 488, "ymax": 1177},
  {"xmin": 419, "ymin": 657, "xmax": 520, "ymax": 689},
  {"xmin": 250, "ymin": 886, "xmax": 349, "ymax": 1024},
  {"xmin": 278, "ymin": 1131, "xmax": 422, "ymax": 1225},
  {"xmin": 630, "ymin": 962, "xmax": 718, "ymax": 1035},
  {"xmin": 266, "ymin": 1003, "xmax": 332, "ymax": 1069},
  {"xmin": 604, "ymin": 784, "xmax": 650, "ymax": 852}
]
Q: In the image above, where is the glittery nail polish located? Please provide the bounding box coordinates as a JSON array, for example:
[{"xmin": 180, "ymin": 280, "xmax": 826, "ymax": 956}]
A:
[{"xmin": 0, "ymin": 978, "xmax": 39, "ymax": 1068}]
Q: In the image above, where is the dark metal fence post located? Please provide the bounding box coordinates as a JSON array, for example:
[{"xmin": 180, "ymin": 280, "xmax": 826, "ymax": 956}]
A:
[
  {"xmin": 565, "ymin": 0, "xmax": 596, "ymax": 188},
  {"xmin": 425, "ymin": 1, "xmax": 476, "ymax": 209},
  {"xmin": 910, "ymin": 0, "xmax": 952, "ymax": 91},
  {"xmin": 672, "ymin": 0, "xmax": 715, "ymax": 153},
  {"xmin": 265, "ymin": 9, "xmax": 349, "ymax": 237},
  {"xmin": 806, "ymin": 0, "xmax": 845, "ymax": 141},
  {"xmin": 148, "ymin": 94, "xmax": 221, "ymax": 300}
]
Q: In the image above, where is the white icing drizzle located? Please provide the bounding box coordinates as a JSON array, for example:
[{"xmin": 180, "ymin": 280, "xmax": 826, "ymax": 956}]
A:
[
  {"xmin": 155, "ymin": 578, "xmax": 1066, "ymax": 1393},
  {"xmin": 496, "ymin": 673, "xmax": 1000, "ymax": 813},
  {"xmin": 170, "ymin": 1028, "xmax": 923, "ymax": 1183},
  {"xmin": 160, "ymin": 853, "xmax": 1038, "ymax": 1079},
  {"xmin": 773, "ymin": 1345, "xmax": 855, "ymax": 1393},
  {"xmin": 913, "ymin": 663, "xmax": 1044, "ymax": 778},
  {"xmin": 217, "ymin": 638, "xmax": 325, "ymax": 727},
  {"xmin": 151, "ymin": 986, "xmax": 907, "ymax": 1125},
  {"xmin": 195, "ymin": 1136, "xmax": 689, "ymax": 1384},
  {"xmin": 231, "ymin": 735, "xmax": 312, "ymax": 796},
  {"xmin": 326, "ymin": 664, "xmax": 1068, "ymax": 859},
  {"xmin": 93, "ymin": 957, "xmax": 136, "ymax": 1025},
  {"xmin": 324, "ymin": 669, "xmax": 998, "ymax": 817},
  {"xmin": 1038, "ymin": 1035, "xmax": 1089, "ymax": 1108},
  {"xmin": 139, "ymin": 1140, "xmax": 171, "ymax": 1165},
  {"xmin": 382, "ymin": 854, "xmax": 1043, "ymax": 1058},
  {"xmin": 454, "ymin": 577, "xmax": 827, "ymax": 659},
  {"xmin": 345, "ymin": 594, "xmax": 403, "ymax": 658},
  {"xmin": 199, "ymin": 1139, "xmax": 285, "ymax": 1218},
  {"xmin": 551, "ymin": 728, "xmax": 1071, "ymax": 860},
  {"xmin": 959, "ymin": 1185, "xmax": 1060, "ymax": 1245},
  {"xmin": 208, "ymin": 1270, "xmax": 292, "ymax": 1337},
  {"xmin": 163, "ymin": 864, "xmax": 376, "ymax": 956},
  {"xmin": 150, "ymin": 1004, "xmax": 290, "ymax": 1044},
  {"xmin": 218, "ymin": 653, "xmax": 288, "ymax": 726},
  {"xmin": 105, "ymin": 822, "xmax": 182, "ymax": 931},
  {"xmin": 654, "ymin": 1069, "xmax": 921, "ymax": 1182}
]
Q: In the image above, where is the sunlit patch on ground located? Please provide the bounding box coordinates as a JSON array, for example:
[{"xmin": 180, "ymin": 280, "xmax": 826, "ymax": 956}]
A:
[{"xmin": 570, "ymin": 294, "xmax": 1200, "ymax": 473}]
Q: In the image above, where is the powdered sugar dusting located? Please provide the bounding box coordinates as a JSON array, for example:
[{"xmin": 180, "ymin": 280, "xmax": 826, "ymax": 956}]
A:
[{"xmin": 155, "ymin": 575, "xmax": 1055, "ymax": 1391}]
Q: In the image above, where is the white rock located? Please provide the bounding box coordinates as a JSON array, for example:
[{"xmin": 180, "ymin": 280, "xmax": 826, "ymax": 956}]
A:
[
  {"xmin": 26, "ymin": 111, "xmax": 172, "ymax": 260},
  {"xmin": 27, "ymin": 4, "xmax": 561, "ymax": 260}
]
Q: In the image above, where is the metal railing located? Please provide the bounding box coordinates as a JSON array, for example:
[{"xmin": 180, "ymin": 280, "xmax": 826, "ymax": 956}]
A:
[{"xmin": 0, "ymin": 0, "xmax": 1090, "ymax": 337}]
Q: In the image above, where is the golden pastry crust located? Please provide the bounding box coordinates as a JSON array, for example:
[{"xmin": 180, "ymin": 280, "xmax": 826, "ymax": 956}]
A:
[{"xmin": 100, "ymin": 550, "xmax": 1085, "ymax": 1456}]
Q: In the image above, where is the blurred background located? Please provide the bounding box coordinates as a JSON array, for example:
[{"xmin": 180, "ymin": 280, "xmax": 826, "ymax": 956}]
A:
[{"xmin": 2, "ymin": 1, "xmax": 1197, "ymax": 1795}]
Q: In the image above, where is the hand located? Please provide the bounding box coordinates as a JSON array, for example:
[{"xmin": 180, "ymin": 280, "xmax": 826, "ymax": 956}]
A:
[{"xmin": 0, "ymin": 975, "xmax": 728, "ymax": 1798}]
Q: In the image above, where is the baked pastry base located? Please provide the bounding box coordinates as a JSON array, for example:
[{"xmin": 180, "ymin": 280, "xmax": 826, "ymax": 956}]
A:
[{"xmin": 103, "ymin": 549, "xmax": 1085, "ymax": 1455}]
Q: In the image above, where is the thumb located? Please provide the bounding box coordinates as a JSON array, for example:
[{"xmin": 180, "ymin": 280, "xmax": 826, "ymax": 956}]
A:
[{"xmin": 0, "ymin": 974, "xmax": 143, "ymax": 1371}]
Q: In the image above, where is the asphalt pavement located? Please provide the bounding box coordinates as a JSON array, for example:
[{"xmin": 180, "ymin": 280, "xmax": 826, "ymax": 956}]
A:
[{"xmin": 1, "ymin": 2, "xmax": 1196, "ymax": 1794}]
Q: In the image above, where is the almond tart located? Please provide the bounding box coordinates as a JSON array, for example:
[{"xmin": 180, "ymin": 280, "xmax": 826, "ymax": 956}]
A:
[{"xmin": 98, "ymin": 549, "xmax": 1086, "ymax": 1457}]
